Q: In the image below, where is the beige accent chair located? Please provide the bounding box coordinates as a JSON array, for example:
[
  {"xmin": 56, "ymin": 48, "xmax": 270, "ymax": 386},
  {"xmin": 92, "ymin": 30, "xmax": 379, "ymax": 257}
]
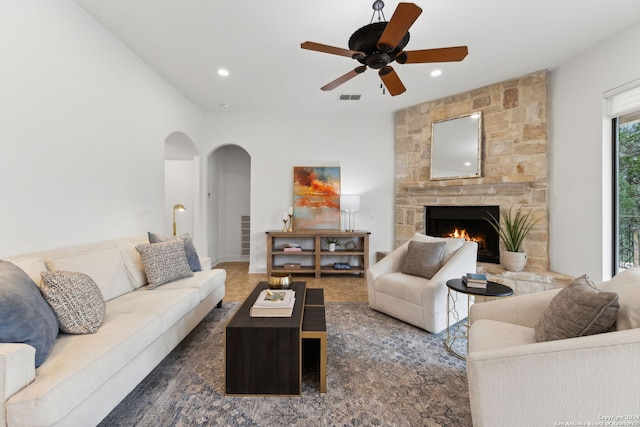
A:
[
  {"xmin": 467, "ymin": 268, "xmax": 640, "ymax": 427},
  {"xmin": 367, "ymin": 233, "xmax": 478, "ymax": 333}
]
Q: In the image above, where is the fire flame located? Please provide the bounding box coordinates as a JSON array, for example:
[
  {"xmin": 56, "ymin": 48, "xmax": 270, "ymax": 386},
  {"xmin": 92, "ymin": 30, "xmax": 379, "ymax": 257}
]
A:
[{"xmin": 446, "ymin": 228, "xmax": 485, "ymax": 248}]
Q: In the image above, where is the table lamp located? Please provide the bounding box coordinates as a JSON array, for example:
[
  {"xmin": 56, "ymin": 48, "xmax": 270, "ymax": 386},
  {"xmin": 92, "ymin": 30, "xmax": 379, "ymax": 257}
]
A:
[{"xmin": 340, "ymin": 195, "xmax": 360, "ymax": 232}]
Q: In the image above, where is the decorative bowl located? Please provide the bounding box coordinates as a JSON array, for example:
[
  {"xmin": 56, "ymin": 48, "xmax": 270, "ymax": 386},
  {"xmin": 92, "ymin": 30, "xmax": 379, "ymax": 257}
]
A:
[{"xmin": 268, "ymin": 273, "xmax": 292, "ymax": 289}]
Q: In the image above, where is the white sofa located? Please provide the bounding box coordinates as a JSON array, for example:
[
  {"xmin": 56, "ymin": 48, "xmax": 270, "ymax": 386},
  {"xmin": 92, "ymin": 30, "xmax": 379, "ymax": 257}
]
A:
[
  {"xmin": 0, "ymin": 237, "xmax": 226, "ymax": 427},
  {"xmin": 467, "ymin": 268, "xmax": 640, "ymax": 427},
  {"xmin": 367, "ymin": 234, "xmax": 478, "ymax": 333}
]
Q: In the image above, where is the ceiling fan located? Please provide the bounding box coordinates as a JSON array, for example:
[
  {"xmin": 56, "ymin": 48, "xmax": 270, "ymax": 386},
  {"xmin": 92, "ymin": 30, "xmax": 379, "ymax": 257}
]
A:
[{"xmin": 301, "ymin": 1, "xmax": 468, "ymax": 96}]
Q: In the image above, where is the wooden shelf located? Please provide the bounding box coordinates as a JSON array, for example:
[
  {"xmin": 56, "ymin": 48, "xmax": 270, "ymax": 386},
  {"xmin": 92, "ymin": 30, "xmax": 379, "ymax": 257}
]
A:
[{"xmin": 266, "ymin": 230, "xmax": 370, "ymax": 278}]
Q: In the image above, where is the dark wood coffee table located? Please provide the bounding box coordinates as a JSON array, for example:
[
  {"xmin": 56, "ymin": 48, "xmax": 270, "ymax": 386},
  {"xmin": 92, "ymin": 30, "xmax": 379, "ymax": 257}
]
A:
[{"xmin": 225, "ymin": 281, "xmax": 326, "ymax": 395}]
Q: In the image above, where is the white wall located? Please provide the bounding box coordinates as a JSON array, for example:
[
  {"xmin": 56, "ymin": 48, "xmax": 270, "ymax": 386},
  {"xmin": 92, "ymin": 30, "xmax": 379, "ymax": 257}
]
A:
[
  {"xmin": 201, "ymin": 111, "xmax": 395, "ymax": 273},
  {"xmin": 550, "ymin": 22, "xmax": 640, "ymax": 281},
  {"xmin": 0, "ymin": 1, "xmax": 202, "ymax": 257},
  {"xmin": 165, "ymin": 160, "xmax": 195, "ymax": 237}
]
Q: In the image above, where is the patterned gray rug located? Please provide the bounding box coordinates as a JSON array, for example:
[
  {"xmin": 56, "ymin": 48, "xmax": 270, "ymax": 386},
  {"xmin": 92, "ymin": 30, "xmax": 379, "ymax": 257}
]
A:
[{"xmin": 99, "ymin": 302, "xmax": 471, "ymax": 427}]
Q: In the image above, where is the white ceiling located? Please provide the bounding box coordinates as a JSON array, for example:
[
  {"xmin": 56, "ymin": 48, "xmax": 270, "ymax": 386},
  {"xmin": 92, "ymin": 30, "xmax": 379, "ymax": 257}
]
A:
[{"xmin": 73, "ymin": 0, "xmax": 640, "ymax": 113}]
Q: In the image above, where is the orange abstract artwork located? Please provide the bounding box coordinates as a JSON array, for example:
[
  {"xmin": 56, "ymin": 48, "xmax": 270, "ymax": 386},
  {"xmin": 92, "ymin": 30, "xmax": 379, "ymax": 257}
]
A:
[{"xmin": 292, "ymin": 167, "xmax": 340, "ymax": 229}]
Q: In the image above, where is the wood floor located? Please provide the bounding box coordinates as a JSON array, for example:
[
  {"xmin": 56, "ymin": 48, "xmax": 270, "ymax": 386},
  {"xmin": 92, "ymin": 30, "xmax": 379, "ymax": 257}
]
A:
[{"xmin": 214, "ymin": 262, "xmax": 368, "ymax": 303}]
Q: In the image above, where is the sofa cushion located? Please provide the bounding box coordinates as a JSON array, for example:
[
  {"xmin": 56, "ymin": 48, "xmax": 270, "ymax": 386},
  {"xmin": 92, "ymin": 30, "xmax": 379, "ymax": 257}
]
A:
[
  {"xmin": 401, "ymin": 241, "xmax": 446, "ymax": 279},
  {"xmin": 534, "ymin": 274, "xmax": 619, "ymax": 342},
  {"xmin": 45, "ymin": 247, "xmax": 134, "ymax": 302},
  {"xmin": 135, "ymin": 240, "xmax": 194, "ymax": 289},
  {"xmin": 148, "ymin": 232, "xmax": 202, "ymax": 272},
  {"xmin": 469, "ymin": 319, "xmax": 536, "ymax": 353},
  {"xmin": 11, "ymin": 257, "xmax": 47, "ymax": 284},
  {"xmin": 118, "ymin": 242, "xmax": 148, "ymax": 289},
  {"xmin": 0, "ymin": 260, "xmax": 58, "ymax": 367},
  {"xmin": 599, "ymin": 267, "xmax": 640, "ymax": 330},
  {"xmin": 375, "ymin": 271, "xmax": 428, "ymax": 303},
  {"xmin": 159, "ymin": 268, "xmax": 227, "ymax": 301},
  {"xmin": 39, "ymin": 271, "xmax": 106, "ymax": 334},
  {"xmin": 107, "ymin": 287, "xmax": 201, "ymax": 333},
  {"xmin": 6, "ymin": 311, "xmax": 162, "ymax": 427},
  {"xmin": 412, "ymin": 233, "xmax": 464, "ymax": 264}
]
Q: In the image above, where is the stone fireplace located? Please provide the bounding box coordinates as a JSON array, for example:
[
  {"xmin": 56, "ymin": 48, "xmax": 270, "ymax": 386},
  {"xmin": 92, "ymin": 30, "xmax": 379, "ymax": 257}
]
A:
[
  {"xmin": 425, "ymin": 205, "xmax": 500, "ymax": 264},
  {"xmin": 394, "ymin": 70, "xmax": 550, "ymax": 271}
]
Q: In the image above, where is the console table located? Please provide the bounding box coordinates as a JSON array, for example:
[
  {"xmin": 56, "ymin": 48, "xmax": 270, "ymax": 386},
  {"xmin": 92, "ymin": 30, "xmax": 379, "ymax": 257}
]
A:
[{"xmin": 266, "ymin": 230, "xmax": 370, "ymax": 278}]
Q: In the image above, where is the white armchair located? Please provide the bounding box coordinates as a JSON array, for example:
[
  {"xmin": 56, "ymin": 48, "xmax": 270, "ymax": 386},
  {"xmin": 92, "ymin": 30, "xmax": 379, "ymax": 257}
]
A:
[
  {"xmin": 467, "ymin": 268, "xmax": 640, "ymax": 427},
  {"xmin": 367, "ymin": 234, "xmax": 478, "ymax": 333}
]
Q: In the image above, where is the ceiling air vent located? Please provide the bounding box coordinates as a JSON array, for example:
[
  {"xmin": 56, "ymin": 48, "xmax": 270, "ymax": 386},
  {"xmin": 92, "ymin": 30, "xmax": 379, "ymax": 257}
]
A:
[{"xmin": 339, "ymin": 94, "xmax": 361, "ymax": 101}]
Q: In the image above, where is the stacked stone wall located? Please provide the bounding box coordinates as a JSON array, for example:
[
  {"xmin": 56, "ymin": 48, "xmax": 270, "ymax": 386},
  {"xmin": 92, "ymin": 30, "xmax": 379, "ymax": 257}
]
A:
[{"xmin": 395, "ymin": 70, "xmax": 549, "ymax": 270}]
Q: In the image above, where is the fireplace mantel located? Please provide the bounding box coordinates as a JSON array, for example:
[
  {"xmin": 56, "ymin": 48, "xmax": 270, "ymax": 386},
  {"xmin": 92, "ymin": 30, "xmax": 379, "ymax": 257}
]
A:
[{"xmin": 398, "ymin": 181, "xmax": 543, "ymax": 194}]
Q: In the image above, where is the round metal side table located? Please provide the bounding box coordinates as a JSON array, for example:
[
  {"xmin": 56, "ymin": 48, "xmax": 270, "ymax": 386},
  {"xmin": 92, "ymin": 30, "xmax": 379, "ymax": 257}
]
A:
[{"xmin": 445, "ymin": 278, "xmax": 514, "ymax": 359}]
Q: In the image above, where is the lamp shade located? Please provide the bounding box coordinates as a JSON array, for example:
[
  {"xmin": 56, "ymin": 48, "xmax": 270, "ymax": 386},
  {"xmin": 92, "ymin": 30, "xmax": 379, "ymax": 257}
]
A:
[{"xmin": 340, "ymin": 195, "xmax": 360, "ymax": 211}]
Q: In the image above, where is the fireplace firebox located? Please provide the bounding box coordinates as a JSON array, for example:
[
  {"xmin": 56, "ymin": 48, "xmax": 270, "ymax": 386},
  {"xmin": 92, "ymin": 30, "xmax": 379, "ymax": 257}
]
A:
[{"xmin": 425, "ymin": 206, "xmax": 500, "ymax": 264}]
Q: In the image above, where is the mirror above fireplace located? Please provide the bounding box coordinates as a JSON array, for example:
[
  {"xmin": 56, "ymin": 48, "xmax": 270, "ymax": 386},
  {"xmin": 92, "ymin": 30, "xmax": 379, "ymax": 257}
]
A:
[{"xmin": 430, "ymin": 112, "xmax": 482, "ymax": 180}]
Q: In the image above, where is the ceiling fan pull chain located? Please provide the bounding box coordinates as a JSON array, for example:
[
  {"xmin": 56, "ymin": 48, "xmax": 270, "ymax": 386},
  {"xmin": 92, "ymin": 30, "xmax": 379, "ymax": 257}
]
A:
[{"xmin": 370, "ymin": 0, "xmax": 386, "ymax": 24}]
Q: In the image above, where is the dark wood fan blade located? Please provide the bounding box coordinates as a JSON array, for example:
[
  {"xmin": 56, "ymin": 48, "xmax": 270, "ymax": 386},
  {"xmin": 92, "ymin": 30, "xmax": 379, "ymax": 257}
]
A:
[
  {"xmin": 397, "ymin": 46, "xmax": 469, "ymax": 64},
  {"xmin": 378, "ymin": 66, "xmax": 406, "ymax": 96},
  {"xmin": 301, "ymin": 41, "xmax": 365, "ymax": 59},
  {"xmin": 377, "ymin": 3, "xmax": 422, "ymax": 52},
  {"xmin": 321, "ymin": 66, "xmax": 367, "ymax": 91}
]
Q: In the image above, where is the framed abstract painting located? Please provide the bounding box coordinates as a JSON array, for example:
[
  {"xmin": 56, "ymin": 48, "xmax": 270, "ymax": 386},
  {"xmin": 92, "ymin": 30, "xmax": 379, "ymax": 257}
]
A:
[{"xmin": 292, "ymin": 166, "xmax": 341, "ymax": 230}]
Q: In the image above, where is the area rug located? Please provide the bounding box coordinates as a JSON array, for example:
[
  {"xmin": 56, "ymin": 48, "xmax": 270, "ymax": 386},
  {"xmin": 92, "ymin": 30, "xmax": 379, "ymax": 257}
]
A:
[{"xmin": 99, "ymin": 302, "xmax": 471, "ymax": 427}]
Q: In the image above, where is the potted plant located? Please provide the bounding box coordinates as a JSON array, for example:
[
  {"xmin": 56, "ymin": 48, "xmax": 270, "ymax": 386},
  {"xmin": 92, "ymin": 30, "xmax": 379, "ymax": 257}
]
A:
[
  {"xmin": 324, "ymin": 237, "xmax": 341, "ymax": 252},
  {"xmin": 484, "ymin": 206, "xmax": 540, "ymax": 272}
]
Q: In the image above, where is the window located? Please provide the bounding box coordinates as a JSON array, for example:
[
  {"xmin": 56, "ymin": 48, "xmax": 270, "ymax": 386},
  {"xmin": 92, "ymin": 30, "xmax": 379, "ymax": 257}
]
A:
[
  {"xmin": 614, "ymin": 111, "xmax": 640, "ymax": 272},
  {"xmin": 607, "ymin": 79, "xmax": 640, "ymax": 274}
]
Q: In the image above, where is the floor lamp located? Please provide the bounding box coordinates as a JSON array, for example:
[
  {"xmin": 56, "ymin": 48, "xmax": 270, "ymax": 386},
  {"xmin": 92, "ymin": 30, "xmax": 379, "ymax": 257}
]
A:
[
  {"xmin": 340, "ymin": 195, "xmax": 360, "ymax": 232},
  {"xmin": 173, "ymin": 204, "xmax": 186, "ymax": 236}
]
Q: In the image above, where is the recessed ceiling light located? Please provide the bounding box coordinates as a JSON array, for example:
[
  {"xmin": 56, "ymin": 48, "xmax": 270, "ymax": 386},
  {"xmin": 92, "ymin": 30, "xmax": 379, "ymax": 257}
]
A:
[
  {"xmin": 465, "ymin": 162, "xmax": 472, "ymax": 166},
  {"xmin": 219, "ymin": 103, "xmax": 230, "ymax": 109},
  {"xmin": 430, "ymin": 69, "xmax": 442, "ymax": 77},
  {"xmin": 217, "ymin": 69, "xmax": 229, "ymax": 77}
]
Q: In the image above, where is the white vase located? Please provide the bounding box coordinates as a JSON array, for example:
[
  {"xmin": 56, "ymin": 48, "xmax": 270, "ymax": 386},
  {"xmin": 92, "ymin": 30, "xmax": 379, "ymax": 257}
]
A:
[
  {"xmin": 500, "ymin": 250, "xmax": 527, "ymax": 272},
  {"xmin": 329, "ymin": 243, "xmax": 336, "ymax": 252}
]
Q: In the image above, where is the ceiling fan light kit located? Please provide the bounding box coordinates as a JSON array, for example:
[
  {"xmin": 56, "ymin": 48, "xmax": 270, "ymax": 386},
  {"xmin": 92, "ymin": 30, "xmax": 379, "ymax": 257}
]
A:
[{"xmin": 301, "ymin": 1, "xmax": 468, "ymax": 96}]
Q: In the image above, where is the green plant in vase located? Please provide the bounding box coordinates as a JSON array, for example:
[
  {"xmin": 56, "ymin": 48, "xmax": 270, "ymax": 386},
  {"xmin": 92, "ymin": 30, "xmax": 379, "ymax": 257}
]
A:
[
  {"xmin": 324, "ymin": 237, "xmax": 341, "ymax": 252},
  {"xmin": 484, "ymin": 206, "xmax": 540, "ymax": 271}
]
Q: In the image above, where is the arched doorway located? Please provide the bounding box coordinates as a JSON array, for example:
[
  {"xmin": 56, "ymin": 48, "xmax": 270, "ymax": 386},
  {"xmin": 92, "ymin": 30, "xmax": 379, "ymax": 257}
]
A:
[
  {"xmin": 164, "ymin": 132, "xmax": 199, "ymax": 242},
  {"xmin": 207, "ymin": 145, "xmax": 251, "ymax": 265}
]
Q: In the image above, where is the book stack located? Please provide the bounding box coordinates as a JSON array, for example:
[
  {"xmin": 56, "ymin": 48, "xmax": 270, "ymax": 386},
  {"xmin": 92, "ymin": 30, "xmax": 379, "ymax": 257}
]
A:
[
  {"xmin": 250, "ymin": 289, "xmax": 295, "ymax": 317},
  {"xmin": 283, "ymin": 247, "xmax": 302, "ymax": 252},
  {"xmin": 462, "ymin": 273, "xmax": 488, "ymax": 289}
]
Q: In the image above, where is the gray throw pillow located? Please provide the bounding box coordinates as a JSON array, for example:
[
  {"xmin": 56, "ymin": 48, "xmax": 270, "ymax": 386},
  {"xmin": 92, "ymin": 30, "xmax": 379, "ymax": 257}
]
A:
[
  {"xmin": 401, "ymin": 241, "xmax": 447, "ymax": 279},
  {"xmin": 148, "ymin": 232, "xmax": 202, "ymax": 272},
  {"xmin": 39, "ymin": 271, "xmax": 106, "ymax": 335},
  {"xmin": 0, "ymin": 260, "xmax": 59, "ymax": 367},
  {"xmin": 136, "ymin": 240, "xmax": 194, "ymax": 289},
  {"xmin": 535, "ymin": 274, "xmax": 619, "ymax": 342}
]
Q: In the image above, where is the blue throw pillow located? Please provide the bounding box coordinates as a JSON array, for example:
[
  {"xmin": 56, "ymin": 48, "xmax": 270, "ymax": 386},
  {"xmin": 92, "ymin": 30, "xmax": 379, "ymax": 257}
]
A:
[
  {"xmin": 148, "ymin": 232, "xmax": 202, "ymax": 272},
  {"xmin": 0, "ymin": 260, "xmax": 59, "ymax": 367}
]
